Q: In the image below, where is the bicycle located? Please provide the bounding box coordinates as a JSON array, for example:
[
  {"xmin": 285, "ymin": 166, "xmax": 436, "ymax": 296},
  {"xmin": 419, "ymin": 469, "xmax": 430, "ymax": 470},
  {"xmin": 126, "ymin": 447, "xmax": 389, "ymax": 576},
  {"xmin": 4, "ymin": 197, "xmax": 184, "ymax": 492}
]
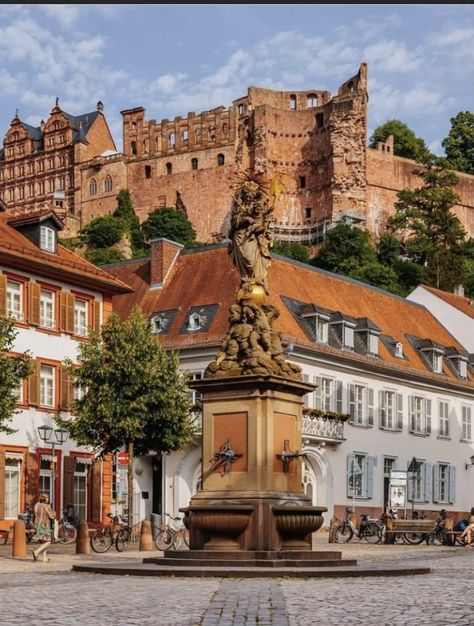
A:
[
  {"xmin": 334, "ymin": 508, "xmax": 381, "ymax": 544},
  {"xmin": 90, "ymin": 513, "xmax": 131, "ymax": 553},
  {"xmin": 155, "ymin": 514, "xmax": 190, "ymax": 551},
  {"xmin": 56, "ymin": 509, "xmax": 78, "ymax": 545}
]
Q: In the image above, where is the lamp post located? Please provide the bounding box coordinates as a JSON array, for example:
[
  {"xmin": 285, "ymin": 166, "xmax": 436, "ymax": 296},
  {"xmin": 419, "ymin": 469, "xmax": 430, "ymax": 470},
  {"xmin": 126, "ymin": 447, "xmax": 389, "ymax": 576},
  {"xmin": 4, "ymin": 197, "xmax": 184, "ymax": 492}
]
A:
[
  {"xmin": 37, "ymin": 425, "xmax": 69, "ymax": 513},
  {"xmin": 407, "ymin": 456, "xmax": 421, "ymax": 519}
]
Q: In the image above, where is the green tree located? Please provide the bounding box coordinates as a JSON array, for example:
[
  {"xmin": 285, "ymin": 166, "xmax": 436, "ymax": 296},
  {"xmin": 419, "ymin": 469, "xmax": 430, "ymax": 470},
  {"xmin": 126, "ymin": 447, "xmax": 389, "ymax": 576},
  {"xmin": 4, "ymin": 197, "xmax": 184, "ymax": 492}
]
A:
[
  {"xmin": 442, "ymin": 111, "xmax": 474, "ymax": 175},
  {"xmin": 85, "ymin": 247, "xmax": 125, "ymax": 266},
  {"xmin": 350, "ymin": 262, "xmax": 402, "ymax": 294},
  {"xmin": 57, "ymin": 308, "xmax": 195, "ymax": 525},
  {"xmin": 113, "ymin": 189, "xmax": 146, "ymax": 256},
  {"xmin": 389, "ymin": 156, "xmax": 466, "ymax": 291},
  {"xmin": 376, "ymin": 233, "xmax": 400, "ymax": 267},
  {"xmin": 311, "ymin": 224, "xmax": 377, "ymax": 274},
  {"xmin": 369, "ymin": 119, "xmax": 430, "ymax": 161},
  {"xmin": 80, "ymin": 215, "xmax": 123, "ymax": 248},
  {"xmin": 141, "ymin": 207, "xmax": 196, "ymax": 246},
  {"xmin": 0, "ymin": 316, "xmax": 32, "ymax": 434},
  {"xmin": 271, "ymin": 242, "xmax": 310, "ymax": 263}
]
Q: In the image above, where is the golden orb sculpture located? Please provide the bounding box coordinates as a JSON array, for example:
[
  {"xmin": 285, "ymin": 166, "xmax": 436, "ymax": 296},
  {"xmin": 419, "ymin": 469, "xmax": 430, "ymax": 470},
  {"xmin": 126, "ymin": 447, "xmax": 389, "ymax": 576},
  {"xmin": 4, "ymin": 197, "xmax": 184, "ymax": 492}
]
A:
[{"xmin": 237, "ymin": 284, "xmax": 267, "ymax": 306}]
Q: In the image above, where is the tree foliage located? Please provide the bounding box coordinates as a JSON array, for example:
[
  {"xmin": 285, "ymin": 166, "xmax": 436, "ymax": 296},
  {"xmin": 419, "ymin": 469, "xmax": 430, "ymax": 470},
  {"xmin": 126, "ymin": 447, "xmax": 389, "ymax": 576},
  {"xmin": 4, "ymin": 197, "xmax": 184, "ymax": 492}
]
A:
[
  {"xmin": 388, "ymin": 156, "xmax": 466, "ymax": 291},
  {"xmin": 85, "ymin": 247, "xmax": 125, "ymax": 266},
  {"xmin": 113, "ymin": 189, "xmax": 146, "ymax": 255},
  {"xmin": 80, "ymin": 215, "xmax": 123, "ymax": 248},
  {"xmin": 369, "ymin": 119, "xmax": 430, "ymax": 161},
  {"xmin": 0, "ymin": 316, "xmax": 32, "ymax": 434},
  {"xmin": 141, "ymin": 207, "xmax": 196, "ymax": 246},
  {"xmin": 441, "ymin": 111, "xmax": 474, "ymax": 175},
  {"xmin": 271, "ymin": 242, "xmax": 310, "ymax": 264},
  {"xmin": 311, "ymin": 224, "xmax": 376, "ymax": 275}
]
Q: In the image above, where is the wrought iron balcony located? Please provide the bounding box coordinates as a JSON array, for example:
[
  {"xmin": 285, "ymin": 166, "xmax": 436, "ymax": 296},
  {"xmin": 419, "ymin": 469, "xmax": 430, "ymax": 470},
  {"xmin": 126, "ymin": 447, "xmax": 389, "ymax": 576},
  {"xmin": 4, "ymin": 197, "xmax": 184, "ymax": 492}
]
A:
[{"xmin": 302, "ymin": 409, "xmax": 347, "ymax": 444}]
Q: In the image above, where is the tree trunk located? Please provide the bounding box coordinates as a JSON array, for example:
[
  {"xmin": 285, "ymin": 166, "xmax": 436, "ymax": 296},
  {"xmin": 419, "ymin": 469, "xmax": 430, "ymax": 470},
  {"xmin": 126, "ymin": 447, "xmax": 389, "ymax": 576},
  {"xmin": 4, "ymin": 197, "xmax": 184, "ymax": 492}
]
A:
[{"xmin": 127, "ymin": 441, "xmax": 134, "ymax": 529}]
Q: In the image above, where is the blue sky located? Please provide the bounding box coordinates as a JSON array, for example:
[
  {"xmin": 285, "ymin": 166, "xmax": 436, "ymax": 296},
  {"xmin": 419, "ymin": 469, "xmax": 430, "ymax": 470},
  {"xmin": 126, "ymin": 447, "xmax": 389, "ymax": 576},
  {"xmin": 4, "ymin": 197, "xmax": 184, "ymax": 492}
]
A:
[{"xmin": 0, "ymin": 4, "xmax": 472, "ymax": 154}]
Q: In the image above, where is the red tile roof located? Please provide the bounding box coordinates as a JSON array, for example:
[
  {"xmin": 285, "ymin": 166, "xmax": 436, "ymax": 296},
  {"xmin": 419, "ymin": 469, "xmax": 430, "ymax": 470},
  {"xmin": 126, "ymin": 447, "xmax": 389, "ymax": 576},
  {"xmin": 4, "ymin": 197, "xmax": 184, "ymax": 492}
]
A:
[
  {"xmin": 107, "ymin": 246, "xmax": 473, "ymax": 387},
  {"xmin": 421, "ymin": 284, "xmax": 474, "ymax": 321},
  {"xmin": 0, "ymin": 213, "xmax": 131, "ymax": 294}
]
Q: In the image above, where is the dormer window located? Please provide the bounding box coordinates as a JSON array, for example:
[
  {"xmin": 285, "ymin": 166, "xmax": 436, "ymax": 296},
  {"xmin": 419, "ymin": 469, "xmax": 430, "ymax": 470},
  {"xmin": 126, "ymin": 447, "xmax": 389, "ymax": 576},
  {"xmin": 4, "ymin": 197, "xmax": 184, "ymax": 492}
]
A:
[
  {"xmin": 188, "ymin": 313, "xmax": 202, "ymax": 331},
  {"xmin": 445, "ymin": 348, "xmax": 468, "ymax": 379},
  {"xmin": 151, "ymin": 316, "xmax": 164, "ymax": 334},
  {"xmin": 433, "ymin": 352, "xmax": 443, "ymax": 374},
  {"xmin": 330, "ymin": 315, "xmax": 355, "ymax": 350},
  {"xmin": 418, "ymin": 340, "xmax": 445, "ymax": 374},
  {"xmin": 395, "ymin": 342, "xmax": 404, "ymax": 358},
  {"xmin": 354, "ymin": 318, "xmax": 381, "ymax": 357},
  {"xmin": 40, "ymin": 226, "xmax": 55, "ymax": 252},
  {"xmin": 315, "ymin": 316, "xmax": 329, "ymax": 343}
]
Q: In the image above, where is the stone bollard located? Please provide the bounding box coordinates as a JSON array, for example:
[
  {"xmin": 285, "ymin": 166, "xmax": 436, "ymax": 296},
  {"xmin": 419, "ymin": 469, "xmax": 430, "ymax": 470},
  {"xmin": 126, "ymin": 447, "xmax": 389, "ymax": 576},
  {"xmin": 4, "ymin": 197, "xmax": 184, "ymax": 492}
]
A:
[
  {"xmin": 12, "ymin": 519, "xmax": 27, "ymax": 558},
  {"xmin": 328, "ymin": 517, "xmax": 339, "ymax": 543},
  {"xmin": 443, "ymin": 516, "xmax": 454, "ymax": 546},
  {"xmin": 76, "ymin": 521, "xmax": 90, "ymax": 554},
  {"xmin": 139, "ymin": 519, "xmax": 154, "ymax": 551}
]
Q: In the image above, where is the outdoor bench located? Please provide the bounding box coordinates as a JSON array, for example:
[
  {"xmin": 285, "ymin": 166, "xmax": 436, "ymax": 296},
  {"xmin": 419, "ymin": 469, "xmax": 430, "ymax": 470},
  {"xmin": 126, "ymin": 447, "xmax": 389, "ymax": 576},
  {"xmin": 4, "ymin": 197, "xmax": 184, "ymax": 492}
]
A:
[{"xmin": 384, "ymin": 519, "xmax": 434, "ymax": 544}]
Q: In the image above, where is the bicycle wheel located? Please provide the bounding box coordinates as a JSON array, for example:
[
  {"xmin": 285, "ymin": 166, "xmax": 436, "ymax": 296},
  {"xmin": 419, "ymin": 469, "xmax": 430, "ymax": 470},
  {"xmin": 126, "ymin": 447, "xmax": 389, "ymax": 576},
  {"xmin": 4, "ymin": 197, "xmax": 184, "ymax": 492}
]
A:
[
  {"xmin": 155, "ymin": 527, "xmax": 174, "ymax": 551},
  {"xmin": 403, "ymin": 532, "xmax": 425, "ymax": 545},
  {"xmin": 90, "ymin": 528, "xmax": 113, "ymax": 553},
  {"xmin": 334, "ymin": 523, "xmax": 353, "ymax": 544},
  {"xmin": 362, "ymin": 522, "xmax": 382, "ymax": 544},
  {"xmin": 57, "ymin": 522, "xmax": 77, "ymax": 544},
  {"xmin": 433, "ymin": 529, "xmax": 444, "ymax": 546},
  {"xmin": 172, "ymin": 531, "xmax": 183, "ymax": 551},
  {"xmin": 115, "ymin": 528, "xmax": 131, "ymax": 552}
]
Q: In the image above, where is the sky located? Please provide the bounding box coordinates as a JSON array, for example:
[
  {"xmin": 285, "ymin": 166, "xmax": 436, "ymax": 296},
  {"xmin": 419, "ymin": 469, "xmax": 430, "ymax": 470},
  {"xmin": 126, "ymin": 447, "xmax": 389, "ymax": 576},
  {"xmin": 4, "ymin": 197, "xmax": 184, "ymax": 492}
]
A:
[{"xmin": 0, "ymin": 4, "xmax": 473, "ymax": 155}]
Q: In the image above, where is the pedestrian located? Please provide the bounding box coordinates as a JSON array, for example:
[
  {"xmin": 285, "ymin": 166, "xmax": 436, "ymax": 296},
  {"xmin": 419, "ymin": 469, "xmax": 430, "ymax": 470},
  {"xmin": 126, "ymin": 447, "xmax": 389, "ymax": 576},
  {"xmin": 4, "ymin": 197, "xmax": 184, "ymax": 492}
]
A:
[
  {"xmin": 460, "ymin": 507, "xmax": 474, "ymax": 547},
  {"xmin": 31, "ymin": 493, "xmax": 56, "ymax": 562}
]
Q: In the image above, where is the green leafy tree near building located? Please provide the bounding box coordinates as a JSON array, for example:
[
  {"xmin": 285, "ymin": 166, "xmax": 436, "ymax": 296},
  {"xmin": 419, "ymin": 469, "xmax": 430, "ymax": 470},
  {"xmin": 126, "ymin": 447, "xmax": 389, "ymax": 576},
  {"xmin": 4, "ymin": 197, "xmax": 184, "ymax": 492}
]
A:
[
  {"xmin": 271, "ymin": 242, "xmax": 310, "ymax": 264},
  {"xmin": 113, "ymin": 189, "xmax": 147, "ymax": 257},
  {"xmin": 141, "ymin": 207, "xmax": 196, "ymax": 247},
  {"xmin": 0, "ymin": 316, "xmax": 32, "ymax": 434},
  {"xmin": 442, "ymin": 111, "xmax": 474, "ymax": 175},
  {"xmin": 369, "ymin": 119, "xmax": 431, "ymax": 161},
  {"xmin": 57, "ymin": 308, "xmax": 196, "ymax": 525},
  {"xmin": 80, "ymin": 215, "xmax": 123, "ymax": 248}
]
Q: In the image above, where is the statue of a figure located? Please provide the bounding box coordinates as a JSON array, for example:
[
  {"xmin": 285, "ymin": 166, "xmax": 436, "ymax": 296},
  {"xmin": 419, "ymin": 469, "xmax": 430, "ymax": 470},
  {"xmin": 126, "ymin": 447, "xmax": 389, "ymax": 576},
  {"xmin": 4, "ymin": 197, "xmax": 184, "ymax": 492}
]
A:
[{"xmin": 228, "ymin": 180, "xmax": 273, "ymax": 294}]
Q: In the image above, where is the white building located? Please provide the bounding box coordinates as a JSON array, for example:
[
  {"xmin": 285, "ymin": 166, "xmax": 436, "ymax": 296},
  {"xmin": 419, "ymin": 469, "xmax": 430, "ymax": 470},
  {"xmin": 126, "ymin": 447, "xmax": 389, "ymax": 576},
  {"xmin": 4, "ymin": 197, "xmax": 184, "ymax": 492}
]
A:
[
  {"xmin": 0, "ymin": 209, "xmax": 130, "ymax": 535},
  {"xmin": 107, "ymin": 240, "xmax": 474, "ymax": 527}
]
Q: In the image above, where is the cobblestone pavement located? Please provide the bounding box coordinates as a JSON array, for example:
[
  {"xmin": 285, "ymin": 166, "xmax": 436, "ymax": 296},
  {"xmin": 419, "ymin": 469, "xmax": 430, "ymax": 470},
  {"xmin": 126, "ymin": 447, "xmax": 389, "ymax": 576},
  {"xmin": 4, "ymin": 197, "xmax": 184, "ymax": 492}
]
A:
[{"xmin": 0, "ymin": 540, "xmax": 473, "ymax": 625}]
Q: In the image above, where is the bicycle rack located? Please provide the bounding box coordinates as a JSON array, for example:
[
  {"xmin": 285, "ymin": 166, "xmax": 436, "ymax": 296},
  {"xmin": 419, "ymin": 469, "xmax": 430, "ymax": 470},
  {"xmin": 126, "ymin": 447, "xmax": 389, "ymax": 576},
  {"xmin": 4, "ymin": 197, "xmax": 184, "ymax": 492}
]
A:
[
  {"xmin": 276, "ymin": 439, "xmax": 307, "ymax": 473},
  {"xmin": 210, "ymin": 439, "xmax": 242, "ymax": 475}
]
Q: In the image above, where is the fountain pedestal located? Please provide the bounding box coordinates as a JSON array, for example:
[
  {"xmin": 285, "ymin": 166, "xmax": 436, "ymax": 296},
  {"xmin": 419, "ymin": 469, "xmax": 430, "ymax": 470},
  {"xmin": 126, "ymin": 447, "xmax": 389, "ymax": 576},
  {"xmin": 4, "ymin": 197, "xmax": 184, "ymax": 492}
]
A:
[{"xmin": 181, "ymin": 375, "xmax": 327, "ymax": 551}]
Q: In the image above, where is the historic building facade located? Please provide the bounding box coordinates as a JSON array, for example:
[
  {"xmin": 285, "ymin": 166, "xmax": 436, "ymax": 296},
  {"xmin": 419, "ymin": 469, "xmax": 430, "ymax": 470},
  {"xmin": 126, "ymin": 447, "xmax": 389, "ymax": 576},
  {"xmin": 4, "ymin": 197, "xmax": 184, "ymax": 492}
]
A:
[
  {"xmin": 106, "ymin": 240, "xmax": 474, "ymax": 527},
  {"xmin": 0, "ymin": 209, "xmax": 130, "ymax": 534}
]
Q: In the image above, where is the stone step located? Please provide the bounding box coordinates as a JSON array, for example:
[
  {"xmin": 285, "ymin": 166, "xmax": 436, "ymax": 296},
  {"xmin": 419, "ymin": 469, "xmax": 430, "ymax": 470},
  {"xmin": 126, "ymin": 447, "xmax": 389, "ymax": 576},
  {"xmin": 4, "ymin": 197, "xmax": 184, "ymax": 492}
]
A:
[
  {"xmin": 162, "ymin": 550, "xmax": 343, "ymax": 560},
  {"xmin": 144, "ymin": 557, "xmax": 358, "ymax": 568},
  {"xmin": 72, "ymin": 562, "xmax": 432, "ymax": 578}
]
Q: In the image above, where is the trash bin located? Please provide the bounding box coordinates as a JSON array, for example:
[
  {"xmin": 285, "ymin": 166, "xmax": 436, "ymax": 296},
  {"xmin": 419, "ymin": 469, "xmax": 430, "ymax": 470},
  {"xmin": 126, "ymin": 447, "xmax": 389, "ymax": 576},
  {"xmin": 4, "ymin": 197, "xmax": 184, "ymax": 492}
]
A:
[{"xmin": 151, "ymin": 513, "xmax": 161, "ymax": 540}]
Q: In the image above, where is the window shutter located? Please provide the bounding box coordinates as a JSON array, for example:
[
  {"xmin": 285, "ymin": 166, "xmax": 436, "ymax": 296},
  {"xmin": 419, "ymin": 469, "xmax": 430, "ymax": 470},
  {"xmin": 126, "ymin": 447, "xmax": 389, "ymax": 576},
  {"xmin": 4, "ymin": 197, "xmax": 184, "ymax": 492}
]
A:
[
  {"xmin": 0, "ymin": 273, "xmax": 6, "ymax": 316},
  {"xmin": 448, "ymin": 465, "xmax": 456, "ymax": 504},
  {"xmin": 25, "ymin": 452, "xmax": 39, "ymax": 507},
  {"xmin": 432, "ymin": 464, "xmax": 440, "ymax": 503},
  {"xmin": 367, "ymin": 456, "xmax": 376, "ymax": 499},
  {"xmin": 29, "ymin": 282, "xmax": 41, "ymax": 326},
  {"xmin": 91, "ymin": 460, "xmax": 102, "ymax": 523},
  {"xmin": 60, "ymin": 291, "xmax": 68, "ymax": 332},
  {"xmin": 379, "ymin": 390, "xmax": 385, "ymax": 428},
  {"xmin": 396, "ymin": 394, "xmax": 403, "ymax": 431},
  {"xmin": 348, "ymin": 384, "xmax": 355, "ymax": 421},
  {"xmin": 0, "ymin": 450, "xmax": 5, "ymax": 520},
  {"xmin": 346, "ymin": 453, "xmax": 355, "ymax": 497},
  {"xmin": 409, "ymin": 396, "xmax": 415, "ymax": 433},
  {"xmin": 335, "ymin": 380, "xmax": 343, "ymax": 414},
  {"xmin": 67, "ymin": 293, "xmax": 75, "ymax": 334},
  {"xmin": 426, "ymin": 399, "xmax": 432, "ymax": 435},
  {"xmin": 314, "ymin": 376, "xmax": 322, "ymax": 410},
  {"xmin": 302, "ymin": 374, "xmax": 309, "ymax": 408},
  {"xmin": 28, "ymin": 359, "xmax": 39, "ymax": 405},
  {"xmin": 63, "ymin": 456, "xmax": 75, "ymax": 508},
  {"xmin": 91, "ymin": 299, "xmax": 101, "ymax": 333},
  {"xmin": 424, "ymin": 463, "xmax": 432, "ymax": 502},
  {"xmin": 60, "ymin": 367, "xmax": 73, "ymax": 411},
  {"xmin": 367, "ymin": 388, "xmax": 374, "ymax": 426}
]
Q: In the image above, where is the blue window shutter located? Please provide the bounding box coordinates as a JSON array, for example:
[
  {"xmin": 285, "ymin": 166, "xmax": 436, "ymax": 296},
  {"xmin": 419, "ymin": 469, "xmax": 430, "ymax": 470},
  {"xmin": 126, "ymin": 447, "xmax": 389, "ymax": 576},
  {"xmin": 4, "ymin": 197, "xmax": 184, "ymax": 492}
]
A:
[
  {"xmin": 335, "ymin": 380, "xmax": 343, "ymax": 413},
  {"xmin": 449, "ymin": 465, "xmax": 456, "ymax": 504},
  {"xmin": 302, "ymin": 374, "xmax": 309, "ymax": 407},
  {"xmin": 426, "ymin": 399, "xmax": 432, "ymax": 435},
  {"xmin": 367, "ymin": 456, "xmax": 376, "ymax": 499},
  {"xmin": 349, "ymin": 384, "xmax": 355, "ymax": 421},
  {"xmin": 409, "ymin": 396, "xmax": 415, "ymax": 432},
  {"xmin": 314, "ymin": 376, "xmax": 322, "ymax": 410},
  {"xmin": 379, "ymin": 390, "xmax": 385, "ymax": 428},
  {"xmin": 367, "ymin": 388, "xmax": 374, "ymax": 426},
  {"xmin": 433, "ymin": 463, "xmax": 440, "ymax": 503},
  {"xmin": 424, "ymin": 463, "xmax": 432, "ymax": 502},
  {"xmin": 396, "ymin": 394, "xmax": 403, "ymax": 431},
  {"xmin": 347, "ymin": 453, "xmax": 355, "ymax": 497}
]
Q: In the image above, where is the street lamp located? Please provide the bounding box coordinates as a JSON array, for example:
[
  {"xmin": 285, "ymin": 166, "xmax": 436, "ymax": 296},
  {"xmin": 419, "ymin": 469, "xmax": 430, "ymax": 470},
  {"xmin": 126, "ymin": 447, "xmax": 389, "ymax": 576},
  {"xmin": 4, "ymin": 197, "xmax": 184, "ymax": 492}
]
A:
[
  {"xmin": 407, "ymin": 456, "xmax": 421, "ymax": 519},
  {"xmin": 465, "ymin": 454, "xmax": 474, "ymax": 470},
  {"xmin": 37, "ymin": 425, "xmax": 69, "ymax": 513}
]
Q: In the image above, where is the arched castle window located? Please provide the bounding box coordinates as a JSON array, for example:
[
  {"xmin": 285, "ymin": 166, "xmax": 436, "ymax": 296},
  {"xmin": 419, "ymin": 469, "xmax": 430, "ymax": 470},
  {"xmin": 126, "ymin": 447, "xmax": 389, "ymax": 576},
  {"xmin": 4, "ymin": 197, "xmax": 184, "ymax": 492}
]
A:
[
  {"xmin": 89, "ymin": 178, "xmax": 97, "ymax": 195},
  {"xmin": 289, "ymin": 95, "xmax": 297, "ymax": 110},
  {"xmin": 53, "ymin": 121, "xmax": 61, "ymax": 130},
  {"xmin": 217, "ymin": 153, "xmax": 225, "ymax": 166},
  {"xmin": 104, "ymin": 175, "xmax": 113, "ymax": 192},
  {"xmin": 145, "ymin": 165, "xmax": 152, "ymax": 179},
  {"xmin": 182, "ymin": 129, "xmax": 189, "ymax": 143},
  {"xmin": 222, "ymin": 123, "xmax": 228, "ymax": 135},
  {"xmin": 307, "ymin": 93, "xmax": 318, "ymax": 108},
  {"xmin": 304, "ymin": 207, "xmax": 312, "ymax": 220},
  {"xmin": 191, "ymin": 158, "xmax": 198, "ymax": 171},
  {"xmin": 131, "ymin": 141, "xmax": 137, "ymax": 156},
  {"xmin": 166, "ymin": 162, "xmax": 172, "ymax": 175},
  {"xmin": 195, "ymin": 128, "xmax": 201, "ymax": 144},
  {"xmin": 131, "ymin": 121, "xmax": 137, "ymax": 130},
  {"xmin": 209, "ymin": 126, "xmax": 216, "ymax": 142},
  {"xmin": 168, "ymin": 132, "xmax": 176, "ymax": 148}
]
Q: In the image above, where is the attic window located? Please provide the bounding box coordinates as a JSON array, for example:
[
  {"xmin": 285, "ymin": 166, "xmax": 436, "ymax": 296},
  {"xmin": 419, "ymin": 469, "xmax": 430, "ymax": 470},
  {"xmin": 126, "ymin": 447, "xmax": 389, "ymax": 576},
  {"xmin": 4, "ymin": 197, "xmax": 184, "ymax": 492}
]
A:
[
  {"xmin": 446, "ymin": 350, "xmax": 468, "ymax": 379},
  {"xmin": 151, "ymin": 316, "xmax": 164, "ymax": 334},
  {"xmin": 395, "ymin": 342, "xmax": 404, "ymax": 358},
  {"xmin": 40, "ymin": 226, "xmax": 55, "ymax": 253},
  {"xmin": 420, "ymin": 346, "xmax": 444, "ymax": 374},
  {"xmin": 315, "ymin": 315, "xmax": 329, "ymax": 344},
  {"xmin": 188, "ymin": 313, "xmax": 202, "ymax": 331},
  {"xmin": 330, "ymin": 317, "xmax": 355, "ymax": 350}
]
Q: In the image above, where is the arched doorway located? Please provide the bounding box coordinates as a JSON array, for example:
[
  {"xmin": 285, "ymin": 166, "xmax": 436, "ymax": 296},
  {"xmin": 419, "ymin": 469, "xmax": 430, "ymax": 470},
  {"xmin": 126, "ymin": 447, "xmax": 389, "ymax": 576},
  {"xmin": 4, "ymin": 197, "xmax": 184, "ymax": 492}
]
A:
[{"xmin": 301, "ymin": 445, "xmax": 335, "ymax": 526}]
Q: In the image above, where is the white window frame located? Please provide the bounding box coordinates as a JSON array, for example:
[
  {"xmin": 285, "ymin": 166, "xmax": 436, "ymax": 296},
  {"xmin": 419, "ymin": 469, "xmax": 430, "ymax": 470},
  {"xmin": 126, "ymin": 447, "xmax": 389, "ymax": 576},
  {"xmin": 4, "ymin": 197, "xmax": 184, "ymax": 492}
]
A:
[
  {"xmin": 381, "ymin": 390, "xmax": 395, "ymax": 429},
  {"xmin": 409, "ymin": 395, "xmax": 431, "ymax": 436},
  {"xmin": 74, "ymin": 299, "xmax": 88, "ymax": 337},
  {"xmin": 188, "ymin": 313, "xmax": 202, "ymax": 331},
  {"xmin": 438, "ymin": 400, "xmax": 450, "ymax": 439},
  {"xmin": 7, "ymin": 280, "xmax": 23, "ymax": 322},
  {"xmin": 320, "ymin": 377, "xmax": 333, "ymax": 412},
  {"xmin": 438, "ymin": 463, "xmax": 449, "ymax": 503},
  {"xmin": 74, "ymin": 460, "xmax": 88, "ymax": 521},
  {"xmin": 462, "ymin": 405, "xmax": 472, "ymax": 441},
  {"xmin": 315, "ymin": 316, "xmax": 328, "ymax": 343},
  {"xmin": 4, "ymin": 458, "xmax": 22, "ymax": 519},
  {"xmin": 433, "ymin": 352, "xmax": 443, "ymax": 374},
  {"xmin": 40, "ymin": 289, "xmax": 55, "ymax": 329},
  {"xmin": 40, "ymin": 226, "xmax": 55, "ymax": 252},
  {"xmin": 40, "ymin": 364, "xmax": 55, "ymax": 408}
]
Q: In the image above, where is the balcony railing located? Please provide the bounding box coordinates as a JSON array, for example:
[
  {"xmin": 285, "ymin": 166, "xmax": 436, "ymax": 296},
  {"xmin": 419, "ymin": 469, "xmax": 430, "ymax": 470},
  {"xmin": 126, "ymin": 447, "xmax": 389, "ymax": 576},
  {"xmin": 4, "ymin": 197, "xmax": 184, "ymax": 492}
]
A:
[
  {"xmin": 302, "ymin": 409, "xmax": 347, "ymax": 444},
  {"xmin": 271, "ymin": 220, "xmax": 331, "ymax": 245}
]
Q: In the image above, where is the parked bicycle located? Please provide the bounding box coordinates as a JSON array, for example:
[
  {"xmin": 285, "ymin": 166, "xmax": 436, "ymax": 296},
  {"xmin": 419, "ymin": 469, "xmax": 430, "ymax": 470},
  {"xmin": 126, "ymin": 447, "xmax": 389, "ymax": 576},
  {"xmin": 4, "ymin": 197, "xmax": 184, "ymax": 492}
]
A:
[
  {"xmin": 334, "ymin": 508, "xmax": 382, "ymax": 544},
  {"xmin": 90, "ymin": 513, "xmax": 132, "ymax": 553},
  {"xmin": 56, "ymin": 507, "xmax": 79, "ymax": 545},
  {"xmin": 155, "ymin": 513, "xmax": 190, "ymax": 551},
  {"xmin": 18, "ymin": 505, "xmax": 35, "ymax": 543}
]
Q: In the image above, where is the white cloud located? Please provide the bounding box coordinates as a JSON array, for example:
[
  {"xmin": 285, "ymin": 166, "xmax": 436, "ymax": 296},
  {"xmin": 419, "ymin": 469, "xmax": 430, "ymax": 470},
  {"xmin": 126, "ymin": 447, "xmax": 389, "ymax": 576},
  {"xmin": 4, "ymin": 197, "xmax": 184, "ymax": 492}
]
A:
[
  {"xmin": 363, "ymin": 40, "xmax": 422, "ymax": 73},
  {"xmin": 38, "ymin": 4, "xmax": 80, "ymax": 28}
]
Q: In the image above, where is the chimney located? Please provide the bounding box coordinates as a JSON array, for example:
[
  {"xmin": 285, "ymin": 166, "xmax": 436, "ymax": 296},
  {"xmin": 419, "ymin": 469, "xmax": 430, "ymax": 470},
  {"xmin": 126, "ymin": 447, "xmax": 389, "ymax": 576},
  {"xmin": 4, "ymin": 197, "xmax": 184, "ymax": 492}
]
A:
[
  {"xmin": 454, "ymin": 284, "xmax": 465, "ymax": 298},
  {"xmin": 97, "ymin": 101, "xmax": 104, "ymax": 112},
  {"xmin": 149, "ymin": 238, "xmax": 183, "ymax": 288}
]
